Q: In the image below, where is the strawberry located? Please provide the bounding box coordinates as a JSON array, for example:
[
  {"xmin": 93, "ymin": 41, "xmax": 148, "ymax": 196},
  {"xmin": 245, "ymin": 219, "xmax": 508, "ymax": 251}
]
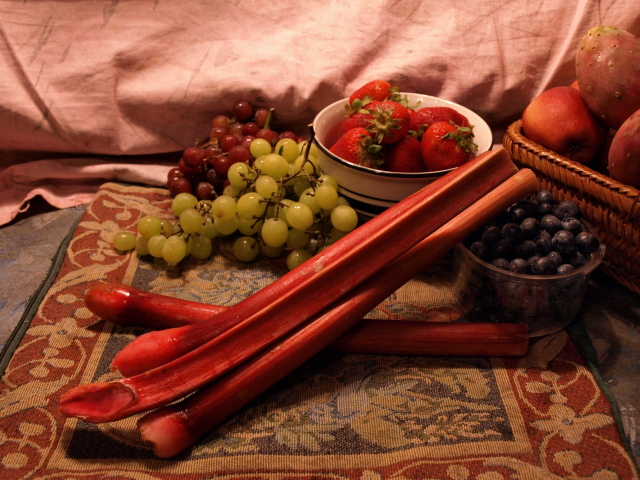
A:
[
  {"xmin": 348, "ymin": 80, "xmax": 395, "ymax": 106},
  {"xmin": 362, "ymin": 100, "xmax": 411, "ymax": 145},
  {"xmin": 329, "ymin": 127, "xmax": 383, "ymax": 168},
  {"xmin": 421, "ymin": 121, "xmax": 478, "ymax": 171},
  {"xmin": 384, "ymin": 134, "xmax": 425, "ymax": 172},
  {"xmin": 410, "ymin": 107, "xmax": 471, "ymax": 136}
]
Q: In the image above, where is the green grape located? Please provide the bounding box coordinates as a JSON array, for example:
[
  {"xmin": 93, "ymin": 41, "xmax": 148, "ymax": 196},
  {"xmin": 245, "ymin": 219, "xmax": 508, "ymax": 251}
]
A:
[
  {"xmin": 260, "ymin": 153, "xmax": 290, "ymax": 180},
  {"xmin": 233, "ymin": 236, "xmax": 260, "ymax": 262},
  {"xmin": 249, "ymin": 138, "xmax": 272, "ymax": 159},
  {"xmin": 285, "ymin": 202, "xmax": 314, "ymax": 230},
  {"xmin": 327, "ymin": 227, "xmax": 349, "ymax": 246},
  {"xmin": 227, "ymin": 162, "xmax": 253, "ymax": 188},
  {"xmin": 315, "ymin": 185, "xmax": 339, "ymax": 210},
  {"xmin": 253, "ymin": 155, "xmax": 265, "ymax": 172},
  {"xmin": 137, "ymin": 215, "xmax": 163, "ymax": 238},
  {"xmin": 274, "ymin": 138, "xmax": 300, "ymax": 163},
  {"xmin": 331, "ymin": 205, "xmax": 358, "ymax": 232},
  {"xmin": 191, "ymin": 235, "xmax": 213, "ymax": 259},
  {"xmin": 183, "ymin": 234, "xmax": 193, "ymax": 256},
  {"xmin": 147, "ymin": 234, "xmax": 167, "ymax": 258},
  {"xmin": 336, "ymin": 196, "xmax": 351, "ymax": 206},
  {"xmin": 211, "ymin": 195, "xmax": 237, "ymax": 220},
  {"xmin": 135, "ymin": 236, "xmax": 150, "ymax": 255},
  {"xmin": 286, "ymin": 248, "xmax": 313, "ymax": 270},
  {"xmin": 275, "ymin": 198, "xmax": 293, "ymax": 225},
  {"xmin": 298, "ymin": 187, "xmax": 321, "ymax": 215},
  {"xmin": 236, "ymin": 192, "xmax": 266, "ymax": 220},
  {"xmin": 261, "ymin": 217, "xmax": 289, "ymax": 248},
  {"xmin": 259, "ymin": 241, "xmax": 285, "ymax": 259},
  {"xmin": 238, "ymin": 217, "xmax": 263, "ymax": 236},
  {"xmin": 214, "ymin": 215, "xmax": 238, "ymax": 236},
  {"xmin": 292, "ymin": 176, "xmax": 312, "ymax": 197},
  {"xmin": 199, "ymin": 217, "xmax": 218, "ymax": 239},
  {"xmin": 255, "ymin": 175, "xmax": 279, "ymax": 199},
  {"xmin": 160, "ymin": 219, "xmax": 174, "ymax": 235},
  {"xmin": 162, "ymin": 235, "xmax": 187, "ymax": 264},
  {"xmin": 317, "ymin": 174, "xmax": 339, "ymax": 189},
  {"xmin": 293, "ymin": 153, "xmax": 320, "ymax": 176},
  {"xmin": 179, "ymin": 208, "xmax": 204, "ymax": 234},
  {"xmin": 113, "ymin": 231, "xmax": 136, "ymax": 251},
  {"xmin": 223, "ymin": 183, "xmax": 243, "ymax": 197},
  {"xmin": 286, "ymin": 228, "xmax": 309, "ymax": 250},
  {"xmin": 171, "ymin": 192, "xmax": 198, "ymax": 217}
]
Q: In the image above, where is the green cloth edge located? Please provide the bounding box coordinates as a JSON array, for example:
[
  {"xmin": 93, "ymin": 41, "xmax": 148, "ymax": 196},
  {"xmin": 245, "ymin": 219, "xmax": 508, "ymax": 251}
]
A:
[
  {"xmin": 0, "ymin": 212, "xmax": 83, "ymax": 378},
  {"xmin": 567, "ymin": 316, "xmax": 640, "ymax": 475}
]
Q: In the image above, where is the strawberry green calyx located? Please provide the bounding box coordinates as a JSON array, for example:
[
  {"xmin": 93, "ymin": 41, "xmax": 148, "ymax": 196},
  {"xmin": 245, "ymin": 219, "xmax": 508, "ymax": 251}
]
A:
[
  {"xmin": 442, "ymin": 123, "xmax": 478, "ymax": 154},
  {"xmin": 365, "ymin": 101, "xmax": 411, "ymax": 145},
  {"xmin": 357, "ymin": 134, "xmax": 384, "ymax": 167}
]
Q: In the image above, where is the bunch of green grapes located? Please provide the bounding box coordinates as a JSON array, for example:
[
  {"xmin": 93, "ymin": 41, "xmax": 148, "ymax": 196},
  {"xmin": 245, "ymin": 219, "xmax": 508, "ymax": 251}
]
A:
[{"xmin": 112, "ymin": 137, "xmax": 359, "ymax": 270}]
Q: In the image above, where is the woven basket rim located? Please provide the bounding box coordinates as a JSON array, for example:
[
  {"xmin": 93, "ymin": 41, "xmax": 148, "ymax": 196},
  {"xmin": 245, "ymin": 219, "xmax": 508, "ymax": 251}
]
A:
[{"xmin": 505, "ymin": 120, "xmax": 640, "ymax": 217}]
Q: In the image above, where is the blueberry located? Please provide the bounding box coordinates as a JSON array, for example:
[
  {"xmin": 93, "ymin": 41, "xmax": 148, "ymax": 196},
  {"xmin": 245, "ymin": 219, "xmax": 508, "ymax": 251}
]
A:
[
  {"xmin": 534, "ymin": 233, "xmax": 552, "ymax": 255},
  {"xmin": 514, "ymin": 239, "xmax": 537, "ymax": 259},
  {"xmin": 469, "ymin": 240, "xmax": 490, "ymax": 261},
  {"xmin": 510, "ymin": 258, "xmax": 530, "ymax": 274},
  {"xmin": 575, "ymin": 231, "xmax": 600, "ymax": 254},
  {"xmin": 492, "ymin": 238, "xmax": 515, "ymax": 260},
  {"xmin": 502, "ymin": 223, "xmax": 524, "ymax": 243},
  {"xmin": 491, "ymin": 258, "xmax": 511, "ymax": 270},
  {"xmin": 537, "ymin": 202, "xmax": 555, "ymax": 218},
  {"xmin": 555, "ymin": 200, "xmax": 581, "ymax": 220},
  {"xmin": 482, "ymin": 226, "xmax": 503, "ymax": 245},
  {"xmin": 551, "ymin": 230, "xmax": 576, "ymax": 257},
  {"xmin": 570, "ymin": 251, "xmax": 590, "ymax": 269},
  {"xmin": 540, "ymin": 214, "xmax": 563, "ymax": 235},
  {"xmin": 531, "ymin": 256, "xmax": 557, "ymax": 275},
  {"xmin": 546, "ymin": 250, "xmax": 564, "ymax": 268},
  {"xmin": 557, "ymin": 263, "xmax": 576, "ymax": 275},
  {"xmin": 520, "ymin": 217, "xmax": 541, "ymax": 239},
  {"xmin": 561, "ymin": 217, "xmax": 582, "ymax": 236},
  {"xmin": 536, "ymin": 190, "xmax": 555, "ymax": 204},
  {"xmin": 508, "ymin": 206, "xmax": 528, "ymax": 223}
]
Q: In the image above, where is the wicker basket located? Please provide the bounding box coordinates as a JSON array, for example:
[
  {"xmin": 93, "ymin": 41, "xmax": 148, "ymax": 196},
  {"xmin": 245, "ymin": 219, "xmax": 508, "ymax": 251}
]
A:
[{"xmin": 503, "ymin": 120, "xmax": 640, "ymax": 296}]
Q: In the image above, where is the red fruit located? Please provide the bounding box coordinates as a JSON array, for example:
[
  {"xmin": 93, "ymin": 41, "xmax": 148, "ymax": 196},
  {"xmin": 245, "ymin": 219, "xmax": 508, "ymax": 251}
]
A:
[
  {"xmin": 522, "ymin": 86, "xmax": 607, "ymax": 165},
  {"xmin": 329, "ymin": 127, "xmax": 382, "ymax": 168},
  {"xmin": 384, "ymin": 134, "xmax": 425, "ymax": 172},
  {"xmin": 421, "ymin": 121, "xmax": 478, "ymax": 171},
  {"xmin": 608, "ymin": 108, "xmax": 640, "ymax": 187},
  {"xmin": 348, "ymin": 80, "xmax": 393, "ymax": 106},
  {"xmin": 410, "ymin": 107, "xmax": 470, "ymax": 134},
  {"xmin": 341, "ymin": 109, "xmax": 374, "ymax": 132},
  {"xmin": 364, "ymin": 100, "xmax": 411, "ymax": 145}
]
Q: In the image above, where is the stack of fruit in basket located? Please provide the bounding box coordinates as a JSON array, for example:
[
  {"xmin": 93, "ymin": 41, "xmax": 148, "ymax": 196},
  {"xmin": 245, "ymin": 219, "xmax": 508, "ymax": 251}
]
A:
[{"xmin": 521, "ymin": 25, "xmax": 640, "ymax": 187}]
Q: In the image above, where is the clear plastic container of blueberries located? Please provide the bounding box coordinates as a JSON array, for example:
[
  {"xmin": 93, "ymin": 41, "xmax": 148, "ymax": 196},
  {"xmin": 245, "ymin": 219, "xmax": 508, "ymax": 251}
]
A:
[{"xmin": 452, "ymin": 229, "xmax": 605, "ymax": 337}]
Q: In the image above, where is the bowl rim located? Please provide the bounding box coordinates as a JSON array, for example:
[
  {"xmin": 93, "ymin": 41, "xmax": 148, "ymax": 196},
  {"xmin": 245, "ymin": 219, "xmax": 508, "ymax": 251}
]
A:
[{"xmin": 312, "ymin": 93, "xmax": 494, "ymax": 178}]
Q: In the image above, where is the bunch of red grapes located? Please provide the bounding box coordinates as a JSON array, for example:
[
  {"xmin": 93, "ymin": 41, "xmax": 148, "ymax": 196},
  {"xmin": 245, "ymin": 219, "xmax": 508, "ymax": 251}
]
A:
[{"xmin": 167, "ymin": 101, "xmax": 302, "ymax": 200}]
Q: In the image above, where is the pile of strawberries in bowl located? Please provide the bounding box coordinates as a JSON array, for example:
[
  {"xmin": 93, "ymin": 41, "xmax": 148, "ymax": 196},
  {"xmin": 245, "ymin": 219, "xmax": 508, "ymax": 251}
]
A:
[{"xmin": 313, "ymin": 80, "xmax": 493, "ymax": 216}]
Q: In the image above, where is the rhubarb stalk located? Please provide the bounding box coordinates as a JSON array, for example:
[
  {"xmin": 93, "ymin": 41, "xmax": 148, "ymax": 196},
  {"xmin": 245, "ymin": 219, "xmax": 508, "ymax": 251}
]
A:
[
  {"xmin": 137, "ymin": 167, "xmax": 538, "ymax": 458},
  {"xmin": 86, "ymin": 283, "xmax": 529, "ymax": 357},
  {"xmin": 59, "ymin": 148, "xmax": 519, "ymax": 423}
]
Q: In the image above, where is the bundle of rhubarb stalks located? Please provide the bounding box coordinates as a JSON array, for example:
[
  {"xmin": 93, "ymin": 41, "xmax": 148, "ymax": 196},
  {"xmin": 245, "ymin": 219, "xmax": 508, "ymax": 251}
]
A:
[{"xmin": 60, "ymin": 148, "xmax": 538, "ymax": 458}]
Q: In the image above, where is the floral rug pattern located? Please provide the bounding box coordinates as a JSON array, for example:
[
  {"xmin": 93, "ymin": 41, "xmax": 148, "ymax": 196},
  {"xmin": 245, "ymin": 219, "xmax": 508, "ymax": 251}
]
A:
[{"xmin": 0, "ymin": 182, "xmax": 637, "ymax": 479}]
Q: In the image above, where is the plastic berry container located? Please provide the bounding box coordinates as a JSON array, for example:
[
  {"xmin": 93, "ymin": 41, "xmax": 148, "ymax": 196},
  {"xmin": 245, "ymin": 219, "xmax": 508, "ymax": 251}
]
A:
[{"xmin": 451, "ymin": 228, "xmax": 605, "ymax": 337}]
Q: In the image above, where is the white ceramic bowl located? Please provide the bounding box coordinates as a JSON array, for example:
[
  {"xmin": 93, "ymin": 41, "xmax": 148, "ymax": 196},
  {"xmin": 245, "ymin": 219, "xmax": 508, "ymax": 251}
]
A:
[{"xmin": 313, "ymin": 93, "xmax": 493, "ymax": 217}]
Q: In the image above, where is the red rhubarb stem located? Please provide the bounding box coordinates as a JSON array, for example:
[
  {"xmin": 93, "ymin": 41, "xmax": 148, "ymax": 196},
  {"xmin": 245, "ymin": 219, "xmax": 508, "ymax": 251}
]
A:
[
  {"xmin": 59, "ymin": 148, "xmax": 519, "ymax": 423},
  {"xmin": 138, "ymin": 167, "xmax": 538, "ymax": 458}
]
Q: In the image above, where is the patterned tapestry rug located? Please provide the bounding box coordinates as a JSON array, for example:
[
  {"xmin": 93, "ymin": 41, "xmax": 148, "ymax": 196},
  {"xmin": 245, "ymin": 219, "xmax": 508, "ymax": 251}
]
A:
[{"xmin": 1, "ymin": 182, "xmax": 638, "ymax": 479}]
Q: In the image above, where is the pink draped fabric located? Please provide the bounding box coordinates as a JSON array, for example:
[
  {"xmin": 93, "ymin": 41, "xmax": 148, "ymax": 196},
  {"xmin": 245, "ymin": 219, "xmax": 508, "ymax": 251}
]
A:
[{"xmin": 1, "ymin": 0, "xmax": 637, "ymax": 225}]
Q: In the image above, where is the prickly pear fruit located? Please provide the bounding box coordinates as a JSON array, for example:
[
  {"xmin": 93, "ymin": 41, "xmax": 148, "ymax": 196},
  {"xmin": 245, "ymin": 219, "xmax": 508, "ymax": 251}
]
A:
[
  {"xmin": 575, "ymin": 26, "xmax": 640, "ymax": 129},
  {"xmin": 608, "ymin": 108, "xmax": 640, "ymax": 187}
]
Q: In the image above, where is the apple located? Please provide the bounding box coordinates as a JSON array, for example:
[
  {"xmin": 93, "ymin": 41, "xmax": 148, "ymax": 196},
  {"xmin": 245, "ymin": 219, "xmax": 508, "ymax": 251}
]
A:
[{"xmin": 522, "ymin": 86, "xmax": 607, "ymax": 165}]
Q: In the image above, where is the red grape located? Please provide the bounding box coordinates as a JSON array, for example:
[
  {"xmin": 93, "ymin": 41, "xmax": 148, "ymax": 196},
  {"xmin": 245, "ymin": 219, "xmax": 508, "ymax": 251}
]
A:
[
  {"xmin": 211, "ymin": 115, "xmax": 230, "ymax": 129},
  {"xmin": 209, "ymin": 126, "xmax": 228, "ymax": 140},
  {"xmin": 169, "ymin": 177, "xmax": 192, "ymax": 196},
  {"xmin": 256, "ymin": 128, "xmax": 279, "ymax": 145},
  {"xmin": 232, "ymin": 101, "xmax": 253, "ymax": 122},
  {"xmin": 227, "ymin": 145, "xmax": 251, "ymax": 164},
  {"xmin": 242, "ymin": 122, "xmax": 259, "ymax": 137},
  {"xmin": 195, "ymin": 182, "xmax": 214, "ymax": 200},
  {"xmin": 220, "ymin": 134, "xmax": 239, "ymax": 152},
  {"xmin": 254, "ymin": 108, "xmax": 270, "ymax": 128},
  {"xmin": 182, "ymin": 146, "xmax": 206, "ymax": 168},
  {"xmin": 213, "ymin": 155, "xmax": 232, "ymax": 177}
]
